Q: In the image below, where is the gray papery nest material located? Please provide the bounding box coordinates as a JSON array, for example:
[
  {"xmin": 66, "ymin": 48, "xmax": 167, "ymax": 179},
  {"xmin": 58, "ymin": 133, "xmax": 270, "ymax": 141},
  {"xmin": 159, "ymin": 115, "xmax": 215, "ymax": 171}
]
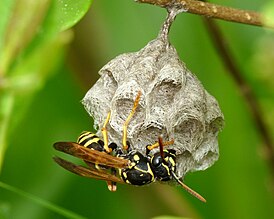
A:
[{"xmin": 82, "ymin": 9, "xmax": 224, "ymax": 179}]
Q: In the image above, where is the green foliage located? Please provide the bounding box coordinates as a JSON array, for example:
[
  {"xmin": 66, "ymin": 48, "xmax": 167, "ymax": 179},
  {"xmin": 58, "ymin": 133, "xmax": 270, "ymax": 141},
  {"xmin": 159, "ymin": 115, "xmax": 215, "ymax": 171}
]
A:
[
  {"xmin": 0, "ymin": 0, "xmax": 93, "ymax": 170},
  {"xmin": 0, "ymin": 0, "xmax": 93, "ymax": 218},
  {"xmin": 0, "ymin": 0, "xmax": 274, "ymax": 219},
  {"xmin": 0, "ymin": 181, "xmax": 86, "ymax": 219},
  {"xmin": 56, "ymin": 0, "xmax": 93, "ymax": 31}
]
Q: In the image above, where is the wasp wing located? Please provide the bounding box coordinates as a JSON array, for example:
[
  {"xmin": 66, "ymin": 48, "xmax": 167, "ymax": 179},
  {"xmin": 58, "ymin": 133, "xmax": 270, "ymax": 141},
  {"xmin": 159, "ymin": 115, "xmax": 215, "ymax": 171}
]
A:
[
  {"xmin": 53, "ymin": 142, "xmax": 129, "ymax": 169},
  {"xmin": 53, "ymin": 156, "xmax": 125, "ymax": 184}
]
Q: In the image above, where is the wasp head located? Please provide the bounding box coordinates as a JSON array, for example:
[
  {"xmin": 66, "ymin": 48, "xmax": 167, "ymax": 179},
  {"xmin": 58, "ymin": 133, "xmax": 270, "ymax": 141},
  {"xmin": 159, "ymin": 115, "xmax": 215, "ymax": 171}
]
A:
[{"xmin": 150, "ymin": 149, "xmax": 176, "ymax": 181}]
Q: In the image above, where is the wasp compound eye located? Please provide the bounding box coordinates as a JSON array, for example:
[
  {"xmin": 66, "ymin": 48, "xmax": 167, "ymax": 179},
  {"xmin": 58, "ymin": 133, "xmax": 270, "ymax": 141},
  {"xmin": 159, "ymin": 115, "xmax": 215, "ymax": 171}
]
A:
[{"xmin": 151, "ymin": 154, "xmax": 162, "ymax": 167}]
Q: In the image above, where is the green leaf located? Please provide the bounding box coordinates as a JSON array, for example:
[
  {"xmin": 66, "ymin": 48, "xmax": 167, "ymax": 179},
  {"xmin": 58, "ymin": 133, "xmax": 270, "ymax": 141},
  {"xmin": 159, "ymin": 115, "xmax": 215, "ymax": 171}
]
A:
[
  {"xmin": 0, "ymin": 0, "xmax": 73, "ymax": 172},
  {"xmin": 0, "ymin": 181, "xmax": 87, "ymax": 219},
  {"xmin": 7, "ymin": 30, "xmax": 72, "ymax": 129},
  {"xmin": 0, "ymin": 0, "xmax": 15, "ymax": 58},
  {"xmin": 0, "ymin": 92, "xmax": 14, "ymax": 171},
  {"xmin": 56, "ymin": 0, "xmax": 93, "ymax": 31},
  {"xmin": 0, "ymin": 0, "xmax": 51, "ymax": 75}
]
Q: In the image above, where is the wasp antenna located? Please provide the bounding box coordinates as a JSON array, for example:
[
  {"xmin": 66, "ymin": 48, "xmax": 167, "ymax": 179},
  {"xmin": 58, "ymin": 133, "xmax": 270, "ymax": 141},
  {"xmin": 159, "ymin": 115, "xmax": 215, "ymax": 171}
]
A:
[
  {"xmin": 172, "ymin": 172, "xmax": 206, "ymax": 203},
  {"xmin": 158, "ymin": 136, "xmax": 166, "ymax": 162}
]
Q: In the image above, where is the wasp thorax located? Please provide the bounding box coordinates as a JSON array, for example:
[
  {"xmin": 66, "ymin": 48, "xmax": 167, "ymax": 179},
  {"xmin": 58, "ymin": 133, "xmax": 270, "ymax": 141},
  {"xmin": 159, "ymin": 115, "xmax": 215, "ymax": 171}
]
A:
[
  {"xmin": 82, "ymin": 37, "xmax": 224, "ymax": 179},
  {"xmin": 120, "ymin": 151, "xmax": 154, "ymax": 185}
]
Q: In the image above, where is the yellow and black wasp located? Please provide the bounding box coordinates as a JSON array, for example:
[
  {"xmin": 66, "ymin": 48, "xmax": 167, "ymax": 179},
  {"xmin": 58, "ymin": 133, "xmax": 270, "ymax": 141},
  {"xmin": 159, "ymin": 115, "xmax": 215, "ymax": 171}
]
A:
[{"xmin": 53, "ymin": 91, "xmax": 206, "ymax": 202}]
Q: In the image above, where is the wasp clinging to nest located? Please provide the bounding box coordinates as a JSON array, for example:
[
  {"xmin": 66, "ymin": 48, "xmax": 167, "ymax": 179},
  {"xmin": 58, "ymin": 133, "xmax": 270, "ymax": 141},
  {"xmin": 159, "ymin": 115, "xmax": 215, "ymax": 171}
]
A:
[{"xmin": 53, "ymin": 91, "xmax": 206, "ymax": 202}]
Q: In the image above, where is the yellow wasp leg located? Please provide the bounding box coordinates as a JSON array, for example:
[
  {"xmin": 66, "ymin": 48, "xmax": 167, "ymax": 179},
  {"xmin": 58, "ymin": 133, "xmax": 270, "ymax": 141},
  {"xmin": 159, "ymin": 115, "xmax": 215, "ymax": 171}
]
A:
[
  {"xmin": 122, "ymin": 91, "xmax": 142, "ymax": 151},
  {"xmin": 107, "ymin": 181, "xmax": 117, "ymax": 192},
  {"xmin": 101, "ymin": 112, "xmax": 118, "ymax": 191},
  {"xmin": 146, "ymin": 139, "xmax": 175, "ymax": 152},
  {"xmin": 101, "ymin": 112, "xmax": 111, "ymax": 153},
  {"xmin": 107, "ymin": 166, "xmax": 117, "ymax": 192}
]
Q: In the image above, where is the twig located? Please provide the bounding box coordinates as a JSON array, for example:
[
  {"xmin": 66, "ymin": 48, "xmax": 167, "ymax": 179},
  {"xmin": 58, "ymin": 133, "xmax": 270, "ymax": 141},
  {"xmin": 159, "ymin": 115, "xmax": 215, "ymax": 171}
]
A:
[
  {"xmin": 136, "ymin": 0, "xmax": 272, "ymax": 28},
  {"xmin": 202, "ymin": 12, "xmax": 274, "ymax": 181}
]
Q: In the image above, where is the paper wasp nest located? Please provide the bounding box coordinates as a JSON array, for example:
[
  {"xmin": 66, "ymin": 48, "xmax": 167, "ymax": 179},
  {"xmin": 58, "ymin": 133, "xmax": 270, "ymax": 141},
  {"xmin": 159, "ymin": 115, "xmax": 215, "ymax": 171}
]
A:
[{"xmin": 82, "ymin": 37, "xmax": 224, "ymax": 178}]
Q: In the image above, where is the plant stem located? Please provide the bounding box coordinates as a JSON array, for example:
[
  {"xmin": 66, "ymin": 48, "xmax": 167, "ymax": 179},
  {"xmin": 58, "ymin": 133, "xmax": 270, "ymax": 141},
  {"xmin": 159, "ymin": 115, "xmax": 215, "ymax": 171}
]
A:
[
  {"xmin": 0, "ymin": 181, "xmax": 87, "ymax": 219},
  {"xmin": 136, "ymin": 0, "xmax": 272, "ymax": 28},
  {"xmin": 0, "ymin": 92, "xmax": 14, "ymax": 172}
]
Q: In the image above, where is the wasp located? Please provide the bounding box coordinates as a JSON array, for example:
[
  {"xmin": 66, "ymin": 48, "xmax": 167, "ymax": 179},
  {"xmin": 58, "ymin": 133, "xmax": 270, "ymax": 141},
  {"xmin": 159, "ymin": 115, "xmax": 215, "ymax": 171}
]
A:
[{"xmin": 53, "ymin": 91, "xmax": 206, "ymax": 202}]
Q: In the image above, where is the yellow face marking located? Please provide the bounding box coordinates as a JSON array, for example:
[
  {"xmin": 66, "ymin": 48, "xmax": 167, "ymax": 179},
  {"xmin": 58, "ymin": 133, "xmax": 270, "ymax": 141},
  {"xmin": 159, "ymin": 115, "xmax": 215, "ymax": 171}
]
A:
[
  {"xmin": 169, "ymin": 157, "xmax": 175, "ymax": 167},
  {"xmin": 162, "ymin": 163, "xmax": 170, "ymax": 176},
  {"xmin": 147, "ymin": 164, "xmax": 155, "ymax": 181}
]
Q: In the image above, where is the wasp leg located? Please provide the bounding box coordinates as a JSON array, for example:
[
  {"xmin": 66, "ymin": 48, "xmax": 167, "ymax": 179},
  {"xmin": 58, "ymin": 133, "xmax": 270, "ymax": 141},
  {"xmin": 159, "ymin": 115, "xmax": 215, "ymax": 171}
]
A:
[
  {"xmin": 107, "ymin": 168, "xmax": 117, "ymax": 192},
  {"xmin": 101, "ymin": 112, "xmax": 112, "ymax": 153},
  {"xmin": 122, "ymin": 91, "xmax": 141, "ymax": 151},
  {"xmin": 107, "ymin": 181, "xmax": 117, "ymax": 192},
  {"xmin": 146, "ymin": 138, "xmax": 174, "ymax": 155},
  {"xmin": 101, "ymin": 112, "xmax": 118, "ymax": 191},
  {"xmin": 92, "ymin": 163, "xmax": 117, "ymax": 192}
]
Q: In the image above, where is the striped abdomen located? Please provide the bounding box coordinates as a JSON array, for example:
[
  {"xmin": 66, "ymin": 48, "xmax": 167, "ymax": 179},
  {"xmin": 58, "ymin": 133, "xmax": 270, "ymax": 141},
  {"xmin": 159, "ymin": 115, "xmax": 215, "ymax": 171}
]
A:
[{"xmin": 77, "ymin": 131, "xmax": 105, "ymax": 152}]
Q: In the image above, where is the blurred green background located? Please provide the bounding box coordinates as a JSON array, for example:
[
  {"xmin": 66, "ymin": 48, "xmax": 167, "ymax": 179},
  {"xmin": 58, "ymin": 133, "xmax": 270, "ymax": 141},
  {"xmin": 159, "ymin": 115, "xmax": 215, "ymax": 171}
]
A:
[{"xmin": 1, "ymin": 0, "xmax": 274, "ymax": 218}]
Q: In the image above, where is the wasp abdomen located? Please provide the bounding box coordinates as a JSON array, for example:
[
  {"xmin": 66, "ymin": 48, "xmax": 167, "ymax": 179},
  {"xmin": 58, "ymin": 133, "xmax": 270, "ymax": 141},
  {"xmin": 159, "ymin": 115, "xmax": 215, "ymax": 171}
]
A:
[{"xmin": 77, "ymin": 131, "xmax": 104, "ymax": 151}]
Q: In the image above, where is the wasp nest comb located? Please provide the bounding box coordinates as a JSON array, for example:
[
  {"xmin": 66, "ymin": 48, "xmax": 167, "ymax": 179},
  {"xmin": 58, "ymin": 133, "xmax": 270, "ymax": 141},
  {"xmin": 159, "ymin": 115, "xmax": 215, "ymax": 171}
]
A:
[
  {"xmin": 82, "ymin": 36, "xmax": 224, "ymax": 178},
  {"xmin": 82, "ymin": 7, "xmax": 224, "ymax": 178}
]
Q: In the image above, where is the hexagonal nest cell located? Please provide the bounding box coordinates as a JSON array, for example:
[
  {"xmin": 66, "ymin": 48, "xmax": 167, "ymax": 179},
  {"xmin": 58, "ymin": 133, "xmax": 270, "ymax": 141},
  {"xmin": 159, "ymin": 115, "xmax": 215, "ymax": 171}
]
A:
[{"xmin": 82, "ymin": 37, "xmax": 224, "ymax": 178}]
